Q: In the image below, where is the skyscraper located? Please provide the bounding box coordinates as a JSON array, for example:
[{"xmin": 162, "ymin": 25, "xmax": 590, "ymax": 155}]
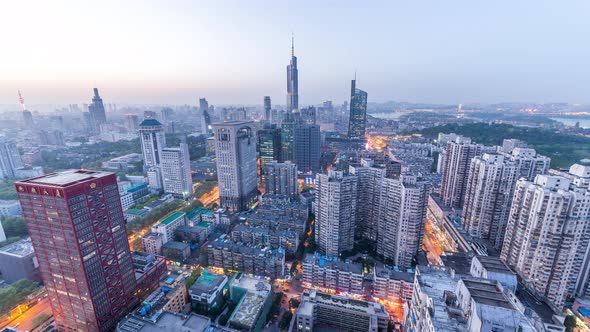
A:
[
  {"xmin": 300, "ymin": 106, "xmax": 316, "ymax": 125},
  {"xmin": 281, "ymin": 112, "xmax": 295, "ymax": 162},
  {"xmin": 264, "ymin": 161, "xmax": 298, "ymax": 199},
  {"xmin": 139, "ymin": 119, "xmax": 166, "ymax": 190},
  {"xmin": 15, "ymin": 170, "xmax": 138, "ymax": 331},
  {"xmin": 161, "ymin": 142, "xmax": 193, "ymax": 199},
  {"xmin": 377, "ymin": 175, "xmax": 429, "ymax": 269},
  {"xmin": 440, "ymin": 136, "xmax": 483, "ymax": 209},
  {"xmin": 293, "ymin": 123, "xmax": 321, "ymax": 173},
  {"xmin": 501, "ymin": 166, "xmax": 590, "ymax": 309},
  {"xmin": 462, "ymin": 154, "xmax": 518, "ymax": 249},
  {"xmin": 18, "ymin": 90, "xmax": 35, "ymax": 128},
  {"xmin": 0, "ymin": 137, "xmax": 24, "ymax": 179},
  {"xmin": 124, "ymin": 114, "xmax": 140, "ymax": 133},
  {"xmin": 199, "ymin": 98, "xmax": 209, "ymax": 113},
  {"xmin": 347, "ymin": 79, "xmax": 368, "ymax": 140},
  {"xmin": 349, "ymin": 159, "xmax": 386, "ymax": 242},
  {"xmin": 315, "ymin": 171, "xmax": 358, "ymax": 256},
  {"xmin": 257, "ymin": 123, "xmax": 282, "ymax": 173},
  {"xmin": 213, "ymin": 121, "xmax": 258, "ymax": 211},
  {"xmin": 286, "ymin": 36, "xmax": 299, "ymax": 112},
  {"xmin": 264, "ymin": 96, "xmax": 272, "ymax": 122},
  {"xmin": 88, "ymin": 88, "xmax": 107, "ymax": 132}
]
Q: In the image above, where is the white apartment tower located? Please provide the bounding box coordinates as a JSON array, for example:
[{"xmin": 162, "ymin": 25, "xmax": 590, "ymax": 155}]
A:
[
  {"xmin": 377, "ymin": 175, "xmax": 429, "ymax": 269},
  {"xmin": 349, "ymin": 159, "xmax": 386, "ymax": 242},
  {"xmin": 462, "ymin": 153, "xmax": 518, "ymax": 249},
  {"xmin": 315, "ymin": 171, "xmax": 358, "ymax": 257},
  {"xmin": 500, "ymin": 165, "xmax": 590, "ymax": 309},
  {"xmin": 213, "ymin": 121, "xmax": 258, "ymax": 211},
  {"xmin": 440, "ymin": 136, "xmax": 482, "ymax": 209},
  {"xmin": 264, "ymin": 161, "xmax": 298, "ymax": 199},
  {"xmin": 0, "ymin": 137, "xmax": 24, "ymax": 179},
  {"xmin": 139, "ymin": 118, "xmax": 166, "ymax": 190},
  {"xmin": 161, "ymin": 142, "xmax": 193, "ymax": 199}
]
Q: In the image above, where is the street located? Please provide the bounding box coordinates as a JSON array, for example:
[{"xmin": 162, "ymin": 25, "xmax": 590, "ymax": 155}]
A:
[{"xmin": 0, "ymin": 298, "xmax": 52, "ymax": 331}]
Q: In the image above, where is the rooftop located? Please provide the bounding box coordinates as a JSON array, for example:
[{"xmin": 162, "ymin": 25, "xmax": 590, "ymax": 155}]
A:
[
  {"xmin": 461, "ymin": 278, "xmax": 514, "ymax": 309},
  {"xmin": 160, "ymin": 212, "xmax": 185, "ymax": 225},
  {"xmin": 126, "ymin": 208, "xmax": 148, "ymax": 216},
  {"xmin": 17, "ymin": 169, "xmax": 113, "ymax": 187},
  {"xmin": 117, "ymin": 312, "xmax": 210, "ymax": 332},
  {"xmin": 304, "ymin": 253, "xmax": 363, "ymax": 275},
  {"xmin": 163, "ymin": 241, "xmax": 190, "ymax": 251},
  {"xmin": 302, "ymin": 290, "xmax": 388, "ymax": 317},
  {"xmin": 475, "ymin": 255, "xmax": 515, "ymax": 275},
  {"xmin": 229, "ymin": 292, "xmax": 266, "ymax": 330},
  {"xmin": 374, "ymin": 265, "xmax": 414, "ymax": 283},
  {"xmin": 0, "ymin": 238, "xmax": 34, "ymax": 257},
  {"xmin": 127, "ymin": 183, "xmax": 148, "ymax": 193},
  {"xmin": 186, "ymin": 207, "xmax": 214, "ymax": 220},
  {"xmin": 189, "ymin": 270, "xmax": 227, "ymax": 294},
  {"xmin": 139, "ymin": 118, "xmax": 163, "ymax": 127}
]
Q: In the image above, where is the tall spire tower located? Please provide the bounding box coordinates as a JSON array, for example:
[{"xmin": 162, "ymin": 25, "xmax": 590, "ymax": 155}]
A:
[
  {"xmin": 18, "ymin": 90, "xmax": 35, "ymax": 128},
  {"xmin": 286, "ymin": 34, "xmax": 299, "ymax": 113}
]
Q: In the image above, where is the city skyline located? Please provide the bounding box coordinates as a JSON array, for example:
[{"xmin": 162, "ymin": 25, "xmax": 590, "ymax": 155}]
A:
[{"xmin": 2, "ymin": 1, "xmax": 590, "ymax": 106}]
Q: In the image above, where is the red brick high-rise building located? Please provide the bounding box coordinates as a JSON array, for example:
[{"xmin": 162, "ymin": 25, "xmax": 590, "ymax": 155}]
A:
[{"xmin": 15, "ymin": 170, "xmax": 138, "ymax": 331}]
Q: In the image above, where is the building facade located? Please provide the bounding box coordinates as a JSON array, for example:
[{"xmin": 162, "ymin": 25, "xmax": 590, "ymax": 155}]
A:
[
  {"xmin": 500, "ymin": 167, "xmax": 590, "ymax": 309},
  {"xmin": 139, "ymin": 118, "xmax": 166, "ymax": 190},
  {"xmin": 377, "ymin": 175, "xmax": 429, "ymax": 269},
  {"xmin": 161, "ymin": 142, "xmax": 193, "ymax": 198},
  {"xmin": 286, "ymin": 37, "xmax": 299, "ymax": 112},
  {"xmin": 349, "ymin": 160, "xmax": 386, "ymax": 241},
  {"xmin": 213, "ymin": 121, "xmax": 258, "ymax": 211},
  {"xmin": 440, "ymin": 136, "xmax": 483, "ymax": 209},
  {"xmin": 293, "ymin": 123, "xmax": 321, "ymax": 173},
  {"xmin": 257, "ymin": 123, "xmax": 282, "ymax": 174},
  {"xmin": 264, "ymin": 161, "xmax": 298, "ymax": 199},
  {"xmin": 462, "ymin": 153, "xmax": 518, "ymax": 249},
  {"xmin": 15, "ymin": 170, "xmax": 138, "ymax": 331},
  {"xmin": 0, "ymin": 137, "xmax": 24, "ymax": 179},
  {"xmin": 315, "ymin": 171, "xmax": 358, "ymax": 256},
  {"xmin": 347, "ymin": 79, "xmax": 368, "ymax": 140}
]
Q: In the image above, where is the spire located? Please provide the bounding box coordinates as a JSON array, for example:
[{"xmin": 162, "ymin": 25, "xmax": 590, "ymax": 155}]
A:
[
  {"xmin": 291, "ymin": 33, "xmax": 295, "ymax": 57},
  {"xmin": 17, "ymin": 90, "xmax": 26, "ymax": 111},
  {"xmin": 93, "ymin": 88, "xmax": 100, "ymax": 98}
]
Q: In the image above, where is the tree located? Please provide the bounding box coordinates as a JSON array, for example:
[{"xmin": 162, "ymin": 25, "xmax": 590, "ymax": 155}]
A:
[
  {"xmin": 31, "ymin": 313, "xmax": 52, "ymax": 329},
  {"xmin": 1, "ymin": 217, "xmax": 28, "ymax": 238},
  {"xmin": 564, "ymin": 315, "xmax": 577, "ymax": 332},
  {"xmin": 279, "ymin": 311, "xmax": 293, "ymax": 330},
  {"xmin": 0, "ymin": 279, "xmax": 39, "ymax": 315}
]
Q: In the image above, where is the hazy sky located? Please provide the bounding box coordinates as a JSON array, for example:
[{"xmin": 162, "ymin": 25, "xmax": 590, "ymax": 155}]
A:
[{"xmin": 1, "ymin": 0, "xmax": 589, "ymax": 107}]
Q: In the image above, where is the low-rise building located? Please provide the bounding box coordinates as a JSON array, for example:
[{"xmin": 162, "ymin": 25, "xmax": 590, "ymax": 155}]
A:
[
  {"xmin": 0, "ymin": 238, "xmax": 41, "ymax": 283},
  {"xmin": 0, "ymin": 200, "xmax": 22, "ymax": 217},
  {"xmin": 373, "ymin": 265, "xmax": 414, "ymax": 303},
  {"xmin": 125, "ymin": 208, "xmax": 148, "ymax": 221},
  {"xmin": 127, "ymin": 182, "xmax": 150, "ymax": 202},
  {"xmin": 152, "ymin": 211, "xmax": 186, "ymax": 243},
  {"xmin": 295, "ymin": 290, "xmax": 389, "ymax": 332},
  {"xmin": 117, "ymin": 311, "xmax": 212, "ymax": 332},
  {"xmin": 142, "ymin": 232, "xmax": 164, "ymax": 255},
  {"xmin": 302, "ymin": 253, "xmax": 363, "ymax": 295},
  {"xmin": 158, "ymin": 271, "xmax": 188, "ymax": 314},
  {"xmin": 119, "ymin": 192, "xmax": 135, "ymax": 211},
  {"xmin": 132, "ymin": 251, "xmax": 168, "ymax": 302},
  {"xmin": 186, "ymin": 207, "xmax": 215, "ymax": 225},
  {"xmin": 206, "ymin": 235, "xmax": 285, "ymax": 279},
  {"xmin": 228, "ymin": 273, "xmax": 273, "ymax": 332},
  {"xmin": 470, "ymin": 255, "xmax": 517, "ymax": 294},
  {"xmin": 176, "ymin": 223, "xmax": 211, "ymax": 245},
  {"xmin": 189, "ymin": 270, "xmax": 229, "ymax": 311},
  {"xmin": 162, "ymin": 241, "xmax": 191, "ymax": 263},
  {"xmin": 230, "ymin": 223, "xmax": 299, "ymax": 256}
]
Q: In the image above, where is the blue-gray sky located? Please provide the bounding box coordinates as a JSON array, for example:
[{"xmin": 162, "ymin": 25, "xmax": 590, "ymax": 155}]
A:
[{"xmin": 1, "ymin": 0, "xmax": 589, "ymax": 106}]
